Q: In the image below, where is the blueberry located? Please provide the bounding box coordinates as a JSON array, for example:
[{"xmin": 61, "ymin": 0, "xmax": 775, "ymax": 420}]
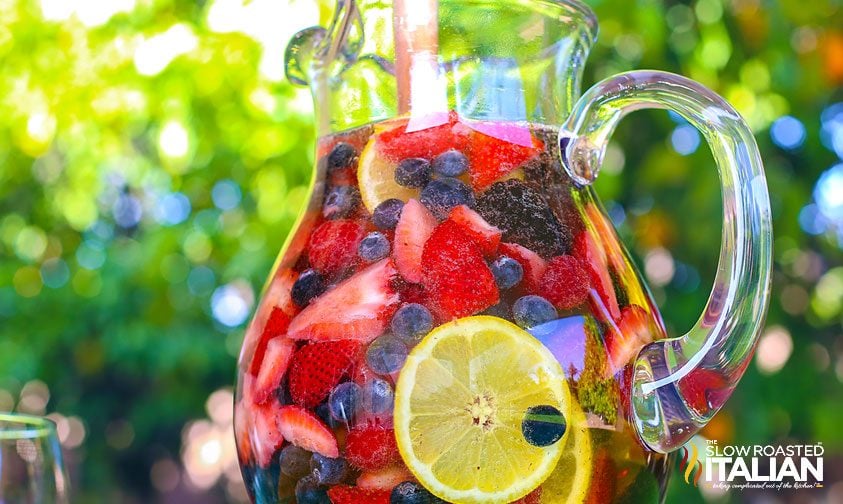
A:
[
  {"xmin": 315, "ymin": 402, "xmax": 340, "ymax": 429},
  {"xmin": 491, "ymin": 256, "xmax": 523, "ymax": 290},
  {"xmin": 361, "ymin": 378, "xmax": 394, "ymax": 415},
  {"xmin": 395, "ymin": 158, "xmax": 431, "ymax": 188},
  {"xmin": 322, "ymin": 185, "xmax": 360, "ymax": 220},
  {"xmin": 329, "ymin": 382, "xmax": 360, "ymax": 424},
  {"xmin": 522, "ymin": 405, "xmax": 567, "ymax": 447},
  {"xmin": 310, "ymin": 453, "xmax": 348, "ymax": 485},
  {"xmin": 327, "ymin": 142, "xmax": 357, "ymax": 172},
  {"xmin": 373, "ymin": 198, "xmax": 405, "ymax": 230},
  {"xmin": 359, "ymin": 232, "xmax": 391, "ymax": 262},
  {"xmin": 295, "ymin": 474, "xmax": 330, "ymax": 503},
  {"xmin": 512, "ymin": 295, "xmax": 558, "ymax": 329},
  {"xmin": 390, "ymin": 481, "xmax": 442, "ymax": 503},
  {"xmin": 420, "ymin": 177, "xmax": 475, "ymax": 219},
  {"xmin": 432, "ymin": 150, "xmax": 468, "ymax": 177},
  {"xmin": 279, "ymin": 445, "xmax": 312, "ymax": 478},
  {"xmin": 391, "ymin": 303, "xmax": 434, "ymax": 343},
  {"xmin": 483, "ymin": 301, "xmax": 510, "ymax": 318},
  {"xmin": 291, "ymin": 269, "xmax": 326, "ymax": 307},
  {"xmin": 366, "ymin": 335, "xmax": 408, "ymax": 375}
]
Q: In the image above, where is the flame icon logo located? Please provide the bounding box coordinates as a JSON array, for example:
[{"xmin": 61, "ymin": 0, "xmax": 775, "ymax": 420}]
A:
[{"xmin": 679, "ymin": 444, "xmax": 703, "ymax": 486}]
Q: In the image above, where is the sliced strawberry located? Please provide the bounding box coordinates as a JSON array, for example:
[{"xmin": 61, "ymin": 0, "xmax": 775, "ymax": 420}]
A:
[
  {"xmin": 328, "ymin": 485, "xmax": 391, "ymax": 504},
  {"xmin": 377, "ymin": 112, "xmax": 469, "ymax": 161},
  {"xmin": 605, "ymin": 305, "xmax": 654, "ymax": 374},
  {"xmin": 329, "ymin": 166, "xmax": 358, "ymax": 187},
  {"xmin": 357, "ymin": 464, "xmax": 414, "ymax": 490},
  {"xmin": 421, "ymin": 220, "xmax": 499, "ymax": 319},
  {"xmin": 288, "ymin": 340, "xmax": 361, "ymax": 408},
  {"xmin": 253, "ymin": 337, "xmax": 296, "ymax": 404},
  {"xmin": 278, "ymin": 405, "xmax": 339, "ymax": 458},
  {"xmin": 512, "ymin": 487, "xmax": 542, "ymax": 504},
  {"xmin": 239, "ymin": 269, "xmax": 298, "ymax": 369},
  {"xmin": 248, "ymin": 308, "xmax": 291, "ymax": 376},
  {"xmin": 585, "ymin": 449, "xmax": 617, "ymax": 504},
  {"xmin": 583, "ymin": 202, "xmax": 627, "ymax": 274},
  {"xmin": 499, "ymin": 242, "xmax": 548, "ymax": 294},
  {"xmin": 394, "ymin": 199, "xmax": 438, "ymax": 283},
  {"xmin": 447, "ymin": 205, "xmax": 502, "ymax": 257},
  {"xmin": 467, "ymin": 130, "xmax": 543, "ymax": 191},
  {"xmin": 538, "ymin": 255, "xmax": 591, "ymax": 311},
  {"xmin": 574, "ymin": 231, "xmax": 621, "ymax": 321},
  {"xmin": 252, "ymin": 401, "xmax": 285, "ymax": 467},
  {"xmin": 677, "ymin": 368, "xmax": 731, "ymax": 414},
  {"xmin": 345, "ymin": 423, "xmax": 400, "ymax": 471},
  {"xmin": 308, "ymin": 219, "xmax": 366, "ymax": 275},
  {"xmin": 287, "ymin": 259, "xmax": 401, "ymax": 342},
  {"xmin": 234, "ymin": 400, "xmax": 253, "ymax": 464}
]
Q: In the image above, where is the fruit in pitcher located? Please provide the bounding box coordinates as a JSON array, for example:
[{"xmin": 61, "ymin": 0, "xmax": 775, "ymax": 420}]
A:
[
  {"xmin": 447, "ymin": 205, "xmax": 501, "ymax": 257},
  {"xmin": 328, "ymin": 485, "xmax": 391, "ymax": 504},
  {"xmin": 394, "ymin": 316, "xmax": 571, "ymax": 503},
  {"xmin": 253, "ymin": 337, "xmax": 295, "ymax": 404},
  {"xmin": 575, "ymin": 230, "xmax": 621, "ymax": 321},
  {"xmin": 476, "ymin": 180, "xmax": 571, "ymax": 257},
  {"xmin": 395, "ymin": 158, "xmax": 432, "ymax": 188},
  {"xmin": 278, "ymin": 405, "xmax": 339, "ymax": 458},
  {"xmin": 394, "ymin": 199, "xmax": 437, "ymax": 283},
  {"xmin": 467, "ymin": 130, "xmax": 544, "ymax": 191},
  {"xmin": 307, "ymin": 219, "xmax": 366, "ymax": 275},
  {"xmin": 345, "ymin": 422, "xmax": 400, "ymax": 471},
  {"xmin": 287, "ymin": 259, "xmax": 401, "ymax": 342},
  {"xmin": 288, "ymin": 340, "xmax": 361, "ymax": 408},
  {"xmin": 500, "ymin": 242, "xmax": 548, "ymax": 293},
  {"xmin": 421, "ymin": 220, "xmax": 499, "ymax": 318},
  {"xmin": 605, "ymin": 305, "xmax": 654, "ymax": 373},
  {"xmin": 538, "ymin": 255, "xmax": 591, "ymax": 311},
  {"xmin": 357, "ymin": 464, "xmax": 414, "ymax": 490},
  {"xmin": 419, "ymin": 177, "xmax": 475, "ymax": 219}
]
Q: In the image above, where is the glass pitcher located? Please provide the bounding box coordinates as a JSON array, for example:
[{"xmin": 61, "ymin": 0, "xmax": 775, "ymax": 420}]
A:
[{"xmin": 234, "ymin": 0, "xmax": 772, "ymax": 502}]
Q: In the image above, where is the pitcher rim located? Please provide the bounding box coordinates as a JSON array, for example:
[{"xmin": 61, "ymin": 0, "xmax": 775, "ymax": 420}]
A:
[{"xmin": 538, "ymin": 0, "xmax": 598, "ymax": 43}]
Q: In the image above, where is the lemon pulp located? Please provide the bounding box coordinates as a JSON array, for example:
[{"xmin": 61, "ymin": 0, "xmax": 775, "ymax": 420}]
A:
[{"xmin": 394, "ymin": 316, "xmax": 572, "ymax": 503}]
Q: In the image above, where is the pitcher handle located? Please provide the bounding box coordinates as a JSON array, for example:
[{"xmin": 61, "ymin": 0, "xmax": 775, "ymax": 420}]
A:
[{"xmin": 560, "ymin": 70, "xmax": 772, "ymax": 453}]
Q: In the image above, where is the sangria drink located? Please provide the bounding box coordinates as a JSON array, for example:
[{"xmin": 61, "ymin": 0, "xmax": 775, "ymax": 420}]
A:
[{"xmin": 234, "ymin": 114, "xmax": 674, "ymax": 503}]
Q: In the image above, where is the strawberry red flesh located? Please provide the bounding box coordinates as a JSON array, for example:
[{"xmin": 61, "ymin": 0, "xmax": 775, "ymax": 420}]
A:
[
  {"xmin": 252, "ymin": 401, "xmax": 285, "ymax": 467},
  {"xmin": 394, "ymin": 199, "xmax": 438, "ymax": 283},
  {"xmin": 421, "ymin": 220, "xmax": 499, "ymax": 319},
  {"xmin": 467, "ymin": 130, "xmax": 543, "ymax": 191},
  {"xmin": 327, "ymin": 485, "xmax": 391, "ymax": 504},
  {"xmin": 377, "ymin": 112, "xmax": 469, "ymax": 161},
  {"xmin": 308, "ymin": 219, "xmax": 366, "ymax": 276},
  {"xmin": 278, "ymin": 405, "xmax": 339, "ymax": 458},
  {"xmin": 288, "ymin": 340, "xmax": 361, "ymax": 408},
  {"xmin": 287, "ymin": 259, "xmax": 401, "ymax": 343},
  {"xmin": 605, "ymin": 305, "xmax": 653, "ymax": 374},
  {"xmin": 344, "ymin": 423, "xmax": 400, "ymax": 471},
  {"xmin": 356, "ymin": 464, "xmax": 414, "ymax": 490},
  {"xmin": 499, "ymin": 242, "xmax": 548, "ymax": 294},
  {"xmin": 538, "ymin": 255, "xmax": 591, "ymax": 311},
  {"xmin": 248, "ymin": 307, "xmax": 291, "ymax": 376},
  {"xmin": 677, "ymin": 368, "xmax": 731, "ymax": 414},
  {"xmin": 574, "ymin": 231, "xmax": 621, "ymax": 321},
  {"xmin": 252, "ymin": 337, "xmax": 296, "ymax": 404},
  {"xmin": 447, "ymin": 205, "xmax": 502, "ymax": 257}
]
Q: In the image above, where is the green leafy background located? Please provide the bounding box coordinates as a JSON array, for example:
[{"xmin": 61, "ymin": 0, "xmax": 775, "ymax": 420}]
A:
[{"xmin": 0, "ymin": 0, "xmax": 841, "ymax": 502}]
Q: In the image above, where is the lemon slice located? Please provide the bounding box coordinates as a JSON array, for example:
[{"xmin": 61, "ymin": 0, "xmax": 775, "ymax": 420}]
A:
[
  {"xmin": 539, "ymin": 398, "xmax": 592, "ymax": 504},
  {"xmin": 394, "ymin": 316, "xmax": 571, "ymax": 503},
  {"xmin": 357, "ymin": 131, "xmax": 420, "ymax": 213}
]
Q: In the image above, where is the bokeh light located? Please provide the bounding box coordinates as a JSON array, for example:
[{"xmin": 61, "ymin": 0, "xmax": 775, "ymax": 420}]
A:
[{"xmin": 770, "ymin": 115, "xmax": 806, "ymax": 150}]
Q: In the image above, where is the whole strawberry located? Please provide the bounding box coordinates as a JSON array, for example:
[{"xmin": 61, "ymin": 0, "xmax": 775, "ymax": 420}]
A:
[{"xmin": 288, "ymin": 340, "xmax": 361, "ymax": 408}]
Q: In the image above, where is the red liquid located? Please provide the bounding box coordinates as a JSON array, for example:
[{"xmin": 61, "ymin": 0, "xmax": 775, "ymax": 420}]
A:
[{"xmin": 235, "ymin": 115, "xmax": 674, "ymax": 503}]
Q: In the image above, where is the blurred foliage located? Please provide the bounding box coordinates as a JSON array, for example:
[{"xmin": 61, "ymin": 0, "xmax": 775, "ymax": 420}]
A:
[{"xmin": 0, "ymin": 0, "xmax": 840, "ymax": 502}]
